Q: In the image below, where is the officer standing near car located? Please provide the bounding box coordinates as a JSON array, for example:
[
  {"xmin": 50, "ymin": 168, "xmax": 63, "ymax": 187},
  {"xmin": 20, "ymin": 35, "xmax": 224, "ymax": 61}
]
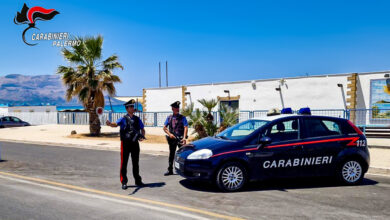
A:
[
  {"xmin": 163, "ymin": 101, "xmax": 188, "ymax": 176},
  {"xmin": 106, "ymin": 99, "xmax": 145, "ymax": 189}
]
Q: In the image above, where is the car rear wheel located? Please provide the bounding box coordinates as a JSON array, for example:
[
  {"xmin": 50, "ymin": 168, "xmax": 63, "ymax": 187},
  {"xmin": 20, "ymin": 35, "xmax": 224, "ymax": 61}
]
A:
[
  {"xmin": 338, "ymin": 159, "xmax": 364, "ymax": 185},
  {"xmin": 216, "ymin": 162, "xmax": 247, "ymax": 192}
]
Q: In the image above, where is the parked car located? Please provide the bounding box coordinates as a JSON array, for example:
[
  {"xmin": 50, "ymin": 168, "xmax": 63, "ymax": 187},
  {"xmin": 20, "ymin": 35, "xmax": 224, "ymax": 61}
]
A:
[
  {"xmin": 175, "ymin": 108, "xmax": 369, "ymax": 192},
  {"xmin": 0, "ymin": 116, "xmax": 31, "ymax": 128}
]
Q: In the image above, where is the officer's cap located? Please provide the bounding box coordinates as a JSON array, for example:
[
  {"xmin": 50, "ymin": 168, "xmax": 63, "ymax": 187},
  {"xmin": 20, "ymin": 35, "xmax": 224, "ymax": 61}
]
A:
[
  {"xmin": 170, "ymin": 101, "xmax": 181, "ymax": 108},
  {"xmin": 124, "ymin": 99, "xmax": 136, "ymax": 107}
]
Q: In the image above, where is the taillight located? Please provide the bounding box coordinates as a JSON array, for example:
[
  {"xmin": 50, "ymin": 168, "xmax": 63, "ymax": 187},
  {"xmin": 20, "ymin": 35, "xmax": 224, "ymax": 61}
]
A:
[{"xmin": 347, "ymin": 120, "xmax": 363, "ymax": 135}]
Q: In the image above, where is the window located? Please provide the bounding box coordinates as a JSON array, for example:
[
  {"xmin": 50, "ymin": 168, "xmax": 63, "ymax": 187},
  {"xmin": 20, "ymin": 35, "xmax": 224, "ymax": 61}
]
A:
[
  {"xmin": 217, "ymin": 119, "xmax": 268, "ymax": 140},
  {"xmin": 263, "ymin": 118, "xmax": 299, "ymax": 143},
  {"xmin": 322, "ymin": 120, "xmax": 342, "ymax": 134},
  {"xmin": 11, "ymin": 117, "xmax": 21, "ymax": 122},
  {"xmin": 303, "ymin": 118, "xmax": 342, "ymax": 138},
  {"xmin": 220, "ymin": 100, "xmax": 239, "ymax": 112}
]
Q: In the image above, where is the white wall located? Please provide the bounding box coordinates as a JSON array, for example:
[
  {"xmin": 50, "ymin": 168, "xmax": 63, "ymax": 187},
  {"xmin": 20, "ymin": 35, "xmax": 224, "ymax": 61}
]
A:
[
  {"xmin": 281, "ymin": 75, "xmax": 348, "ymax": 110},
  {"xmin": 144, "ymin": 72, "xmax": 390, "ymax": 112},
  {"xmin": 0, "ymin": 107, "xmax": 8, "ymax": 116},
  {"xmin": 145, "ymin": 87, "xmax": 182, "ymax": 112},
  {"xmin": 8, "ymin": 106, "xmax": 57, "ymax": 113},
  {"xmin": 186, "ymin": 75, "xmax": 349, "ymax": 111},
  {"xmin": 145, "ymin": 75, "xmax": 349, "ymax": 111}
]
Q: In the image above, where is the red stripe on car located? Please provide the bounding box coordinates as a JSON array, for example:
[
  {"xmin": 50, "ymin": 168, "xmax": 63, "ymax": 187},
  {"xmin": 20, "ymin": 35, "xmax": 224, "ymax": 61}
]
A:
[{"xmin": 211, "ymin": 137, "xmax": 359, "ymax": 158}]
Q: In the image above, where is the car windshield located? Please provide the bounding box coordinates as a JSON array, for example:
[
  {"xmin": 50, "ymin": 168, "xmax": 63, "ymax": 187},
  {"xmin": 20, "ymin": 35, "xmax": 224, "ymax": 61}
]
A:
[{"xmin": 216, "ymin": 119, "xmax": 269, "ymax": 140}]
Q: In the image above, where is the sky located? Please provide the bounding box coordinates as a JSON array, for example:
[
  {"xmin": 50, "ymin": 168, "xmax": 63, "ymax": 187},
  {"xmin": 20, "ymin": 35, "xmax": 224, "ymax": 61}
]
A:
[{"xmin": 1, "ymin": 0, "xmax": 390, "ymax": 96}]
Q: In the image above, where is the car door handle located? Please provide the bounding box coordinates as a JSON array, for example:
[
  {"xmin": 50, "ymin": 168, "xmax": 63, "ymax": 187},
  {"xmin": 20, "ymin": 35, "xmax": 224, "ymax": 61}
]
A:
[
  {"xmin": 250, "ymin": 152, "xmax": 274, "ymax": 157},
  {"xmin": 293, "ymin": 145, "xmax": 304, "ymax": 150}
]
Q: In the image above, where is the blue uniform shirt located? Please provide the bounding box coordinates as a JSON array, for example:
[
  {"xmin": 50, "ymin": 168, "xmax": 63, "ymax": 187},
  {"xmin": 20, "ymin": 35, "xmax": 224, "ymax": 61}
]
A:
[
  {"xmin": 116, "ymin": 115, "xmax": 144, "ymax": 130},
  {"xmin": 164, "ymin": 115, "xmax": 188, "ymax": 127}
]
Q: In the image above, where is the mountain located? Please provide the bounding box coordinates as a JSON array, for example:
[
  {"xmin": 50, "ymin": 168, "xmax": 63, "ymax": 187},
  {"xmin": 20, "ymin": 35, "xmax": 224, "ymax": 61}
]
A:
[{"xmin": 0, "ymin": 74, "xmax": 124, "ymax": 106}]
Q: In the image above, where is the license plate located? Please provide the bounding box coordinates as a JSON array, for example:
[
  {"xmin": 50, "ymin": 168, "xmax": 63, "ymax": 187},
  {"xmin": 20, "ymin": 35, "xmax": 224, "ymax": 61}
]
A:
[{"xmin": 174, "ymin": 161, "xmax": 180, "ymax": 169}]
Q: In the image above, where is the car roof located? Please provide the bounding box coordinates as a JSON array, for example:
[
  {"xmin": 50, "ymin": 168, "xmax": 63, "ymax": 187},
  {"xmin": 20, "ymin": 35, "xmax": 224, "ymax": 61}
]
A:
[
  {"xmin": 252, "ymin": 114, "xmax": 345, "ymax": 122},
  {"xmin": 252, "ymin": 114, "xmax": 299, "ymax": 121}
]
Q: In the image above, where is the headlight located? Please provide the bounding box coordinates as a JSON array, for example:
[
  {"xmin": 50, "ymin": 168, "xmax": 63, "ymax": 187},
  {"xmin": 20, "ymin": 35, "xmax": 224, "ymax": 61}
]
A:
[{"xmin": 187, "ymin": 149, "xmax": 213, "ymax": 160}]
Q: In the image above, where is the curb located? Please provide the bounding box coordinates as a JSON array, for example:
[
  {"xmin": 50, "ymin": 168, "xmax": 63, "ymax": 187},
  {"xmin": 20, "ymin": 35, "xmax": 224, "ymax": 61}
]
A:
[
  {"xmin": 0, "ymin": 139, "xmax": 169, "ymax": 157},
  {"xmin": 368, "ymin": 145, "xmax": 390, "ymax": 150},
  {"xmin": 368, "ymin": 167, "xmax": 390, "ymax": 176}
]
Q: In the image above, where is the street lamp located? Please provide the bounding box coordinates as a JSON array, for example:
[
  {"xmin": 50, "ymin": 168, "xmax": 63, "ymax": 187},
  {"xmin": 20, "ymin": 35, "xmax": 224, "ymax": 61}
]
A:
[
  {"xmin": 275, "ymin": 86, "xmax": 285, "ymax": 109},
  {"xmin": 224, "ymin": 90, "xmax": 231, "ymax": 106},
  {"xmin": 185, "ymin": 92, "xmax": 192, "ymax": 106},
  {"xmin": 337, "ymin": 84, "xmax": 347, "ymax": 110},
  {"xmin": 224, "ymin": 90, "xmax": 230, "ymax": 99}
]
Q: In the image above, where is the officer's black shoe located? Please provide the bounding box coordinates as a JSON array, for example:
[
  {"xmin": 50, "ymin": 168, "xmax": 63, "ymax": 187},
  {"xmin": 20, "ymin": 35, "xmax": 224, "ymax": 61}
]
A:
[
  {"xmin": 122, "ymin": 184, "xmax": 128, "ymax": 190},
  {"xmin": 135, "ymin": 181, "xmax": 144, "ymax": 187},
  {"xmin": 164, "ymin": 170, "xmax": 174, "ymax": 176}
]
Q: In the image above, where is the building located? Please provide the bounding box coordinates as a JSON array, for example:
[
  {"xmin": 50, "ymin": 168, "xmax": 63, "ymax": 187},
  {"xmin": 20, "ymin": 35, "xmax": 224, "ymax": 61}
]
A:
[
  {"xmin": 8, "ymin": 105, "xmax": 57, "ymax": 113},
  {"xmin": 0, "ymin": 104, "xmax": 8, "ymax": 115},
  {"xmin": 142, "ymin": 71, "xmax": 389, "ymax": 112},
  {"xmin": 0, "ymin": 104, "xmax": 57, "ymax": 115}
]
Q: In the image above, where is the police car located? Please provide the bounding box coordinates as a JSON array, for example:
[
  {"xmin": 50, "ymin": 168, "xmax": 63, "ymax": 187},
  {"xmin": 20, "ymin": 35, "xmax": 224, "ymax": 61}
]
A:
[{"xmin": 175, "ymin": 108, "xmax": 370, "ymax": 192}]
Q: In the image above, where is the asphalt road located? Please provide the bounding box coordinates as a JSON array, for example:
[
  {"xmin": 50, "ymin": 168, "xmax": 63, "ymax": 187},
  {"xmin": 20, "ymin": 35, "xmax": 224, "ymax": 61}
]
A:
[{"xmin": 0, "ymin": 141, "xmax": 389, "ymax": 220}]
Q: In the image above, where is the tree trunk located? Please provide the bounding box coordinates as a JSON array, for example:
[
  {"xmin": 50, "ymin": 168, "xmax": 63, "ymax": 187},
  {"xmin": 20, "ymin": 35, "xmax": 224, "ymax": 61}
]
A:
[
  {"xmin": 195, "ymin": 124, "xmax": 208, "ymax": 138},
  {"xmin": 87, "ymin": 98, "xmax": 101, "ymax": 136},
  {"xmin": 218, "ymin": 125, "xmax": 227, "ymax": 133}
]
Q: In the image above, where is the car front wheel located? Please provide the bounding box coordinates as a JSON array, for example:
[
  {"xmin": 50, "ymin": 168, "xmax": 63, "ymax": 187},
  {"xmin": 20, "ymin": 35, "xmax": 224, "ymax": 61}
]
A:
[
  {"xmin": 338, "ymin": 159, "xmax": 364, "ymax": 185},
  {"xmin": 216, "ymin": 162, "xmax": 247, "ymax": 192}
]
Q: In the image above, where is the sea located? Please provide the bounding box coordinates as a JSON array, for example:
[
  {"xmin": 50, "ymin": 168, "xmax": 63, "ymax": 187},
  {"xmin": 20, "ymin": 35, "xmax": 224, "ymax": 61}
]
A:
[
  {"xmin": 56, "ymin": 105, "xmax": 129, "ymax": 113},
  {"xmin": 372, "ymin": 103, "xmax": 390, "ymax": 114}
]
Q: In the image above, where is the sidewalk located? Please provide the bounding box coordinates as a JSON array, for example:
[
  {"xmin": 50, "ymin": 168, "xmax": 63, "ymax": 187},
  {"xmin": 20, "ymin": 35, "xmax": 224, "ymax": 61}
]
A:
[
  {"xmin": 367, "ymin": 138, "xmax": 390, "ymax": 149},
  {"xmin": 0, "ymin": 125, "xmax": 389, "ymax": 175}
]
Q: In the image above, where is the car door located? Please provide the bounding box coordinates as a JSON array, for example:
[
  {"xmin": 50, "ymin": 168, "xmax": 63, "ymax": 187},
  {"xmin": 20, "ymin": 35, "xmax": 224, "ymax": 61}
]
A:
[
  {"xmin": 10, "ymin": 117, "xmax": 23, "ymax": 127},
  {"xmin": 248, "ymin": 117, "xmax": 306, "ymax": 180},
  {"xmin": 299, "ymin": 117, "xmax": 345, "ymax": 176},
  {"xmin": 1, "ymin": 117, "xmax": 12, "ymax": 128}
]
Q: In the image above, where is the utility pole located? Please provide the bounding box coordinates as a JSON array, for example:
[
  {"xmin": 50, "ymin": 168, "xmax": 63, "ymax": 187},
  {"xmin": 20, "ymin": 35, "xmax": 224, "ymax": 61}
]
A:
[
  {"xmin": 166, "ymin": 61, "xmax": 168, "ymax": 87},
  {"xmin": 159, "ymin": 62, "xmax": 161, "ymax": 88},
  {"xmin": 108, "ymin": 96, "xmax": 113, "ymax": 112}
]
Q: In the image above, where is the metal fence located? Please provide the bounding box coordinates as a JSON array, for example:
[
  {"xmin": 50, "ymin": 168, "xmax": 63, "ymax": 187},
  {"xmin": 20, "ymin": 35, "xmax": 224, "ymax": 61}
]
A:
[
  {"xmin": 349, "ymin": 109, "xmax": 390, "ymax": 127},
  {"xmin": 5, "ymin": 112, "xmax": 58, "ymax": 125},
  {"xmin": 3, "ymin": 109, "xmax": 390, "ymax": 127},
  {"xmin": 56, "ymin": 111, "xmax": 172, "ymax": 127}
]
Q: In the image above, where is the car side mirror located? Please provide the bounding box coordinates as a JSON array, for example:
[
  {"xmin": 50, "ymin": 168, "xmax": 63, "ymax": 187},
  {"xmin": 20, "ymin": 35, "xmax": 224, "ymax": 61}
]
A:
[{"xmin": 258, "ymin": 136, "xmax": 272, "ymax": 148}]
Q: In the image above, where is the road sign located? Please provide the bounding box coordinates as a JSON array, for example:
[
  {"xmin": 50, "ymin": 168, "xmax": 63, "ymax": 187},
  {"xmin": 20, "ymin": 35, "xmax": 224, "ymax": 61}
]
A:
[{"xmin": 96, "ymin": 107, "xmax": 104, "ymax": 116}]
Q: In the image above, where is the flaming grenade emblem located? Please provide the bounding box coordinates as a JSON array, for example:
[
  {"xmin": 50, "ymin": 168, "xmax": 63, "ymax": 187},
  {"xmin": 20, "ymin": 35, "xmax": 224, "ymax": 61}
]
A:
[{"xmin": 14, "ymin": 3, "xmax": 59, "ymax": 46}]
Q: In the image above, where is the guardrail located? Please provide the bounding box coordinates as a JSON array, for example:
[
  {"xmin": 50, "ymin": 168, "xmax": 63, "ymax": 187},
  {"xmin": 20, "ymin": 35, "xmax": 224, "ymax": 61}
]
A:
[{"xmin": 2, "ymin": 109, "xmax": 390, "ymax": 127}]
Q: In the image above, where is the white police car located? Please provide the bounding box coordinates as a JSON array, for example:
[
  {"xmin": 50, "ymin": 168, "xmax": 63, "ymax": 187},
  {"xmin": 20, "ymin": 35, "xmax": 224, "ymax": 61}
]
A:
[{"xmin": 175, "ymin": 108, "xmax": 370, "ymax": 192}]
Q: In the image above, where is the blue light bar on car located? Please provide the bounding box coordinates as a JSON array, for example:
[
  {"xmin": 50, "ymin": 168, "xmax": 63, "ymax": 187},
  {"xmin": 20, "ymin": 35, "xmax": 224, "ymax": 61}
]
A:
[
  {"xmin": 298, "ymin": 107, "xmax": 311, "ymax": 115},
  {"xmin": 281, "ymin": 108, "xmax": 293, "ymax": 114}
]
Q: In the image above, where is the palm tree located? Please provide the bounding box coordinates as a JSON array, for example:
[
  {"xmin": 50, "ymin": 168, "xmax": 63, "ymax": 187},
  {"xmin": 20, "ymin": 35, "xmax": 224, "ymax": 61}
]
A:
[
  {"xmin": 218, "ymin": 104, "xmax": 239, "ymax": 132},
  {"xmin": 57, "ymin": 35, "xmax": 123, "ymax": 136},
  {"xmin": 198, "ymin": 98, "xmax": 218, "ymax": 122},
  {"xmin": 181, "ymin": 104, "xmax": 208, "ymax": 139}
]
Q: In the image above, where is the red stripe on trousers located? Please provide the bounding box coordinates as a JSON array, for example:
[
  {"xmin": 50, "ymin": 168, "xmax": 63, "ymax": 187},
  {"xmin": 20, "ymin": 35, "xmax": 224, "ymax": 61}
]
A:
[{"xmin": 120, "ymin": 141, "xmax": 123, "ymax": 183}]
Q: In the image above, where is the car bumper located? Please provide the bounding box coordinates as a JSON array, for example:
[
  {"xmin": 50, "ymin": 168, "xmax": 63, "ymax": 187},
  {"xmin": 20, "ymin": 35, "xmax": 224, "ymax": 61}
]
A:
[{"xmin": 174, "ymin": 158, "xmax": 215, "ymax": 181}]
